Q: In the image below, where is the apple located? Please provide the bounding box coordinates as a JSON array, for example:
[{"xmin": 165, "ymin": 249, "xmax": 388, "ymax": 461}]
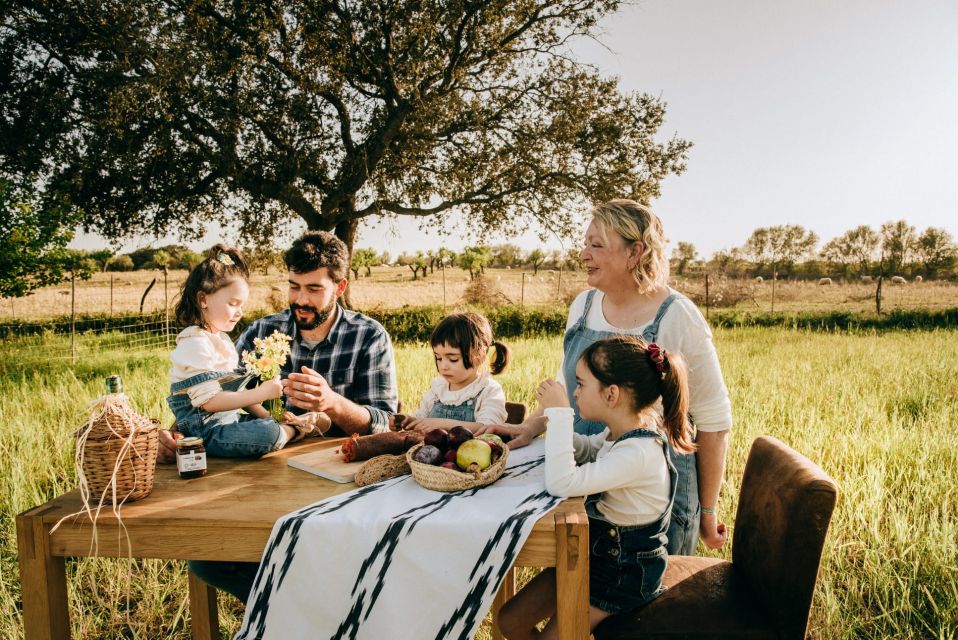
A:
[
  {"xmin": 447, "ymin": 425, "xmax": 474, "ymax": 448},
  {"xmin": 476, "ymin": 433, "xmax": 504, "ymax": 447},
  {"xmin": 456, "ymin": 439, "xmax": 493, "ymax": 472}
]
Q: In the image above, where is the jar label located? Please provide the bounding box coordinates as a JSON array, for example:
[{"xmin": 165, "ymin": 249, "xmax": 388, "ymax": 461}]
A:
[{"xmin": 177, "ymin": 452, "xmax": 207, "ymax": 474}]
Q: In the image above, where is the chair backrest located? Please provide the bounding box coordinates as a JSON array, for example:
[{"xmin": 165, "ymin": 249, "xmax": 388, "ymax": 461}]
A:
[
  {"xmin": 732, "ymin": 436, "xmax": 838, "ymax": 640},
  {"xmin": 504, "ymin": 402, "xmax": 527, "ymax": 425}
]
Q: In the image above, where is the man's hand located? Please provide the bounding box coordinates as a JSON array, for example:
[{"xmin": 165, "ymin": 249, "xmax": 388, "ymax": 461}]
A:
[
  {"xmin": 474, "ymin": 415, "xmax": 547, "ymax": 449},
  {"xmin": 157, "ymin": 428, "xmax": 182, "ymax": 465},
  {"xmin": 699, "ymin": 514, "xmax": 728, "ymax": 550},
  {"xmin": 283, "ymin": 366, "xmax": 343, "ymax": 414}
]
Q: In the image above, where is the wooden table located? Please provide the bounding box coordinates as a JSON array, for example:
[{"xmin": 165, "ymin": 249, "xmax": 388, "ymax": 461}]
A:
[{"xmin": 17, "ymin": 438, "xmax": 589, "ymax": 639}]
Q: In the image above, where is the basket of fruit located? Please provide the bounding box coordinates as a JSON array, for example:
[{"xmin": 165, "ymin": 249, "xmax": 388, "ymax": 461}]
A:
[{"xmin": 406, "ymin": 426, "xmax": 509, "ymax": 492}]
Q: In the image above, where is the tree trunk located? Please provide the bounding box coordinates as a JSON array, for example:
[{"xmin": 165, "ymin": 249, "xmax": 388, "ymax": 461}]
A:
[{"xmin": 334, "ymin": 216, "xmax": 359, "ymax": 309}]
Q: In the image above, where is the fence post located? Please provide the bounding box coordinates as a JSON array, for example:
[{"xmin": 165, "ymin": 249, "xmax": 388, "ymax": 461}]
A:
[
  {"xmin": 441, "ymin": 261, "xmax": 446, "ymax": 311},
  {"xmin": 520, "ymin": 273, "xmax": 526, "ymax": 308},
  {"xmin": 704, "ymin": 272, "xmax": 710, "ymax": 322},
  {"xmin": 556, "ymin": 263, "xmax": 563, "ymax": 299},
  {"xmin": 110, "ymin": 273, "xmax": 114, "ymax": 319},
  {"xmin": 71, "ymin": 273, "xmax": 76, "ymax": 364},
  {"xmin": 163, "ymin": 268, "xmax": 170, "ymax": 349}
]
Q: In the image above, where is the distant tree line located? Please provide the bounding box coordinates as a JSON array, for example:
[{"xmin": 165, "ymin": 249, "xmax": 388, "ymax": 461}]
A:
[{"xmin": 674, "ymin": 221, "xmax": 957, "ymax": 281}]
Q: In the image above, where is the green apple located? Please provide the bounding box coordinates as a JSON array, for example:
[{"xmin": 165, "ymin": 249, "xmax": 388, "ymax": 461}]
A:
[
  {"xmin": 456, "ymin": 439, "xmax": 493, "ymax": 472},
  {"xmin": 476, "ymin": 433, "xmax": 504, "ymax": 447}
]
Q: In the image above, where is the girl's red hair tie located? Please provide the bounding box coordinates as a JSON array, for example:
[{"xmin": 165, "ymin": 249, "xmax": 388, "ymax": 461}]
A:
[{"xmin": 647, "ymin": 343, "xmax": 668, "ymax": 376}]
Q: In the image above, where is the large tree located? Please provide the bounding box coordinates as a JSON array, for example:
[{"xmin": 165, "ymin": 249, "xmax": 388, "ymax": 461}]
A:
[
  {"xmin": 880, "ymin": 220, "xmax": 917, "ymax": 275},
  {"xmin": 1, "ymin": 0, "xmax": 691, "ymax": 261},
  {"xmin": 914, "ymin": 227, "xmax": 956, "ymax": 279},
  {"xmin": 820, "ymin": 225, "xmax": 879, "ymax": 277},
  {"xmin": 0, "ymin": 181, "xmax": 82, "ymax": 297},
  {"xmin": 742, "ymin": 225, "xmax": 819, "ymax": 279}
]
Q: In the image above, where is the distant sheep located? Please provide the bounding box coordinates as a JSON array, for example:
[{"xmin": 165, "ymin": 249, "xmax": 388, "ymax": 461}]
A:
[
  {"xmin": 890, "ymin": 275, "xmax": 907, "ymax": 284},
  {"xmin": 818, "ymin": 277, "xmax": 833, "ymax": 285},
  {"xmin": 754, "ymin": 276, "xmax": 764, "ymax": 283},
  {"xmin": 914, "ymin": 275, "xmax": 924, "ymax": 283},
  {"xmin": 860, "ymin": 275, "xmax": 873, "ymax": 283}
]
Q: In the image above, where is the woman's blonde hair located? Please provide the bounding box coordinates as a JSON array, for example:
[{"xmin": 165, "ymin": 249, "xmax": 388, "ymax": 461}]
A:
[{"xmin": 590, "ymin": 199, "xmax": 670, "ymax": 294}]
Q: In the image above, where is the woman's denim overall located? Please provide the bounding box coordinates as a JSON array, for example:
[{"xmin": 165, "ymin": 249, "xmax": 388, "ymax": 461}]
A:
[
  {"xmin": 426, "ymin": 387, "xmax": 481, "ymax": 422},
  {"xmin": 586, "ymin": 428, "xmax": 677, "ymax": 613},
  {"xmin": 562, "ymin": 288, "xmax": 700, "ymax": 555},
  {"xmin": 167, "ymin": 369, "xmax": 282, "ymax": 458}
]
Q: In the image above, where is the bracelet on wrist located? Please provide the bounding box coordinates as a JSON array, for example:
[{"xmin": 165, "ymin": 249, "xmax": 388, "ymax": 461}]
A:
[{"xmin": 701, "ymin": 505, "xmax": 717, "ymax": 516}]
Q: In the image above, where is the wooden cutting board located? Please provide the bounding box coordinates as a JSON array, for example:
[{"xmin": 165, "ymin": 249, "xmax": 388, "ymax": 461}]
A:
[{"xmin": 287, "ymin": 444, "xmax": 363, "ymax": 483}]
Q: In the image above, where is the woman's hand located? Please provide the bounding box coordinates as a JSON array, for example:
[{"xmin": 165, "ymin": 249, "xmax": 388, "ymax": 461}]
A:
[
  {"xmin": 474, "ymin": 415, "xmax": 547, "ymax": 449},
  {"xmin": 536, "ymin": 379, "xmax": 569, "ymax": 410},
  {"xmin": 699, "ymin": 513, "xmax": 728, "ymax": 550}
]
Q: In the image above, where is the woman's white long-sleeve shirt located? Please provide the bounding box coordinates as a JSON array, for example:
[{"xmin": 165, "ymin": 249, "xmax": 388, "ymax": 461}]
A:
[{"xmin": 544, "ymin": 407, "xmax": 670, "ymax": 527}]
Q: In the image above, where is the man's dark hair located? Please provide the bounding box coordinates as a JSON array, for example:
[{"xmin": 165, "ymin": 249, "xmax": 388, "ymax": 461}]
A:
[{"xmin": 284, "ymin": 230, "xmax": 350, "ymax": 281}]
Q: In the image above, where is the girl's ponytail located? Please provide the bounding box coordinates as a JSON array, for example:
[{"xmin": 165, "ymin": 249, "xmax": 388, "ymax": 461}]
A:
[
  {"xmin": 490, "ymin": 340, "xmax": 512, "ymax": 375},
  {"xmin": 659, "ymin": 350, "xmax": 695, "ymax": 454}
]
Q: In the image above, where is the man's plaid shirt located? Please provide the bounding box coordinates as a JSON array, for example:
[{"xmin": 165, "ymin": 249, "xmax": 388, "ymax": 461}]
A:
[{"xmin": 235, "ymin": 307, "xmax": 398, "ymax": 434}]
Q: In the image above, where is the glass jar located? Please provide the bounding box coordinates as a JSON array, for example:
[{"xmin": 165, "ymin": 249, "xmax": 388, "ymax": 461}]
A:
[{"xmin": 176, "ymin": 437, "xmax": 208, "ymax": 479}]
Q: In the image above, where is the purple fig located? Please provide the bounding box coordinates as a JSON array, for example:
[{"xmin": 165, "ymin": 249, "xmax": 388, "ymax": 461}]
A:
[
  {"xmin": 447, "ymin": 425, "xmax": 474, "ymax": 448},
  {"xmin": 423, "ymin": 428, "xmax": 449, "ymax": 451},
  {"xmin": 440, "ymin": 461, "xmax": 458, "ymax": 470},
  {"xmin": 413, "ymin": 444, "xmax": 443, "ymax": 466},
  {"xmin": 444, "ymin": 449, "xmax": 458, "ymax": 463}
]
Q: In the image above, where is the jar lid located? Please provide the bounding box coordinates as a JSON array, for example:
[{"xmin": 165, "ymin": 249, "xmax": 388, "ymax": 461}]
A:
[{"xmin": 177, "ymin": 437, "xmax": 204, "ymax": 448}]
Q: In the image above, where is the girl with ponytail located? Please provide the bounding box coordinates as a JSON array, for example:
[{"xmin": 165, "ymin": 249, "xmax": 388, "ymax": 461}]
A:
[
  {"xmin": 398, "ymin": 312, "xmax": 512, "ymax": 433},
  {"xmin": 498, "ymin": 335, "xmax": 694, "ymax": 638}
]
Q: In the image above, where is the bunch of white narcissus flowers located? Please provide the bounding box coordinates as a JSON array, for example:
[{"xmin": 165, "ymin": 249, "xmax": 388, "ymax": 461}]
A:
[{"xmin": 242, "ymin": 330, "xmax": 292, "ymax": 381}]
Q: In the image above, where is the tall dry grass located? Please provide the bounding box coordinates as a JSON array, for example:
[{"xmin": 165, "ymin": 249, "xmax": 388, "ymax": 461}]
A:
[{"xmin": 1, "ymin": 329, "xmax": 956, "ymax": 638}]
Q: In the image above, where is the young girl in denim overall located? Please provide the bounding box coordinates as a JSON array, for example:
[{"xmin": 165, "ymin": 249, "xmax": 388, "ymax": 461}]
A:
[
  {"xmin": 167, "ymin": 246, "xmax": 325, "ymax": 458},
  {"xmin": 400, "ymin": 312, "xmax": 511, "ymax": 433},
  {"xmin": 498, "ymin": 335, "xmax": 695, "ymax": 639}
]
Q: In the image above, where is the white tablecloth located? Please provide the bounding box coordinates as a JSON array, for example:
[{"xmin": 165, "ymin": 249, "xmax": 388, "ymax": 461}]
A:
[{"xmin": 235, "ymin": 439, "xmax": 560, "ymax": 640}]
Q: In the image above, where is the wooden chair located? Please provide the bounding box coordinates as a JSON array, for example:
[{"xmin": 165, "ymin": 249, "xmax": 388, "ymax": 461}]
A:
[
  {"xmin": 592, "ymin": 435, "xmax": 839, "ymax": 640},
  {"xmin": 504, "ymin": 401, "xmax": 527, "ymax": 425}
]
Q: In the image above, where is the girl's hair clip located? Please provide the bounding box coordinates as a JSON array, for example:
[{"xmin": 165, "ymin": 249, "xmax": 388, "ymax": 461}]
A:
[
  {"xmin": 647, "ymin": 342, "xmax": 668, "ymax": 377},
  {"xmin": 215, "ymin": 253, "xmax": 235, "ymax": 267}
]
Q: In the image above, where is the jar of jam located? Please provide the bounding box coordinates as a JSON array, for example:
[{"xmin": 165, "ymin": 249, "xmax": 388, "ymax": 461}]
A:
[{"xmin": 176, "ymin": 437, "xmax": 208, "ymax": 479}]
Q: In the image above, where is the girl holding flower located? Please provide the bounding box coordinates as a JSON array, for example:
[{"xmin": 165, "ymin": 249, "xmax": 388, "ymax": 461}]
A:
[{"xmin": 167, "ymin": 245, "xmax": 328, "ymax": 458}]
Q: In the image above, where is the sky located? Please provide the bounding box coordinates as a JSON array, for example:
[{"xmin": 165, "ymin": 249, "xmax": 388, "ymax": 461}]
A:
[{"xmin": 72, "ymin": 0, "xmax": 958, "ymax": 259}]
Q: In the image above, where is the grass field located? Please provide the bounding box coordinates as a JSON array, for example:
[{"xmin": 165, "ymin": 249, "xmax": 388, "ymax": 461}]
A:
[
  {"xmin": 2, "ymin": 328, "xmax": 957, "ymax": 638},
  {"xmin": 3, "ymin": 266, "xmax": 957, "ymax": 323}
]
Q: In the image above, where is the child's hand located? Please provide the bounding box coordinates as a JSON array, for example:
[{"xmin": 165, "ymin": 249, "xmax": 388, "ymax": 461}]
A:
[
  {"xmin": 403, "ymin": 418, "xmax": 440, "ymax": 432},
  {"xmin": 536, "ymin": 379, "xmax": 569, "ymax": 409},
  {"xmin": 260, "ymin": 376, "xmax": 284, "ymax": 400}
]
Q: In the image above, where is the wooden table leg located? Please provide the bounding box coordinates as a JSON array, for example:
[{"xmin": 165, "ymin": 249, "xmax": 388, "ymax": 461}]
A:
[
  {"xmin": 554, "ymin": 511, "xmax": 589, "ymax": 640},
  {"xmin": 16, "ymin": 509, "xmax": 71, "ymax": 640},
  {"xmin": 188, "ymin": 570, "xmax": 220, "ymax": 640},
  {"xmin": 490, "ymin": 566, "xmax": 516, "ymax": 640}
]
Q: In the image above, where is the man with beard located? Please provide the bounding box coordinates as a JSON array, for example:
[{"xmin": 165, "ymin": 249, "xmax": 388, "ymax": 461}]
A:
[
  {"xmin": 235, "ymin": 230, "xmax": 397, "ymax": 437},
  {"xmin": 158, "ymin": 230, "xmax": 398, "ymax": 602}
]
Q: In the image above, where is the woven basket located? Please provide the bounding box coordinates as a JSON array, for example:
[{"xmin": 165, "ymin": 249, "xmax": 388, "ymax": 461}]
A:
[
  {"xmin": 78, "ymin": 397, "xmax": 159, "ymax": 504},
  {"xmin": 406, "ymin": 442, "xmax": 509, "ymax": 492}
]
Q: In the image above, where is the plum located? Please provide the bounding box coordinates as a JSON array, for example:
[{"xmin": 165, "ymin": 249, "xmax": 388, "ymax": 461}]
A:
[
  {"xmin": 444, "ymin": 449, "xmax": 458, "ymax": 463},
  {"xmin": 440, "ymin": 461, "xmax": 458, "ymax": 470},
  {"xmin": 447, "ymin": 425, "xmax": 474, "ymax": 448},
  {"xmin": 413, "ymin": 444, "xmax": 443, "ymax": 466},
  {"xmin": 487, "ymin": 441, "xmax": 504, "ymax": 463},
  {"xmin": 423, "ymin": 428, "xmax": 449, "ymax": 451}
]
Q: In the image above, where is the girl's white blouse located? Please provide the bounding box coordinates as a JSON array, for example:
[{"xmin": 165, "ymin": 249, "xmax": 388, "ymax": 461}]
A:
[{"xmin": 169, "ymin": 326, "xmax": 240, "ymax": 407}]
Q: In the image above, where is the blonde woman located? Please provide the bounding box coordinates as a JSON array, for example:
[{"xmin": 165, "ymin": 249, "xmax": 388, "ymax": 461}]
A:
[{"xmin": 478, "ymin": 199, "xmax": 731, "ymax": 553}]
